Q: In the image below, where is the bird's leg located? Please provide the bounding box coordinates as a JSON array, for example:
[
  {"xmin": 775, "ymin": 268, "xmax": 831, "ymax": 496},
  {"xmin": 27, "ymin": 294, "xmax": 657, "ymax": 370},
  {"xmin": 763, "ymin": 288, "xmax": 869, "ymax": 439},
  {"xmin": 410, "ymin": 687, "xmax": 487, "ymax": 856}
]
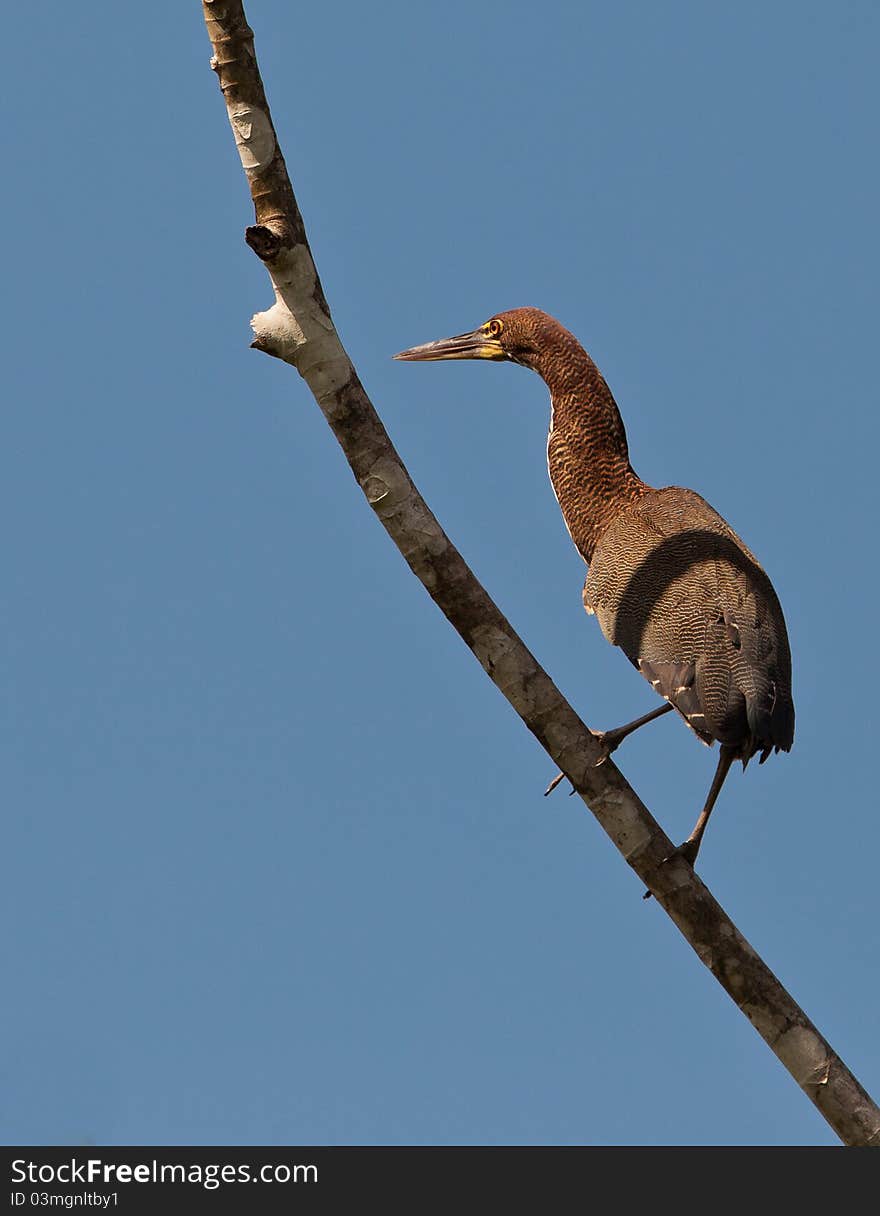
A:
[
  {"xmin": 592, "ymin": 702, "xmax": 675, "ymax": 760},
  {"xmin": 544, "ymin": 702, "xmax": 674, "ymax": 796},
  {"xmin": 642, "ymin": 745, "xmax": 737, "ymax": 899},
  {"xmin": 676, "ymin": 744, "xmax": 737, "ymax": 866}
]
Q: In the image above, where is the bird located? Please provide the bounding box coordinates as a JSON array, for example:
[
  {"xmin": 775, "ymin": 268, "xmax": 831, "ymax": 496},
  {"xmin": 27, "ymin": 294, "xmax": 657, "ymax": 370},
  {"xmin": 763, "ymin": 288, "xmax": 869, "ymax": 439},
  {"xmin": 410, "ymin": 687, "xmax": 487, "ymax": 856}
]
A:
[{"xmin": 394, "ymin": 307, "xmax": 794, "ymax": 873}]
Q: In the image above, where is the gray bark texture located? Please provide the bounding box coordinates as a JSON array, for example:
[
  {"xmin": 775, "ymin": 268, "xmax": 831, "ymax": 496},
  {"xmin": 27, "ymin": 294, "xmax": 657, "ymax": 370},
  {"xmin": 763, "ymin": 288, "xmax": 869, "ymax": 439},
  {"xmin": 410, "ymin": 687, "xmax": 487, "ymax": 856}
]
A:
[{"xmin": 202, "ymin": 0, "xmax": 879, "ymax": 1146}]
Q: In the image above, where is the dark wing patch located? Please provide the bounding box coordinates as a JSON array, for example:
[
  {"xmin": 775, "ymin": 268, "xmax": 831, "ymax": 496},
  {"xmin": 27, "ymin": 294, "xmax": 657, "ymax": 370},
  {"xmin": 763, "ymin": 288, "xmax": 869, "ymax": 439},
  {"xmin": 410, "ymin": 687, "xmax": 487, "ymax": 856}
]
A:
[{"xmin": 637, "ymin": 658, "xmax": 714, "ymax": 745}]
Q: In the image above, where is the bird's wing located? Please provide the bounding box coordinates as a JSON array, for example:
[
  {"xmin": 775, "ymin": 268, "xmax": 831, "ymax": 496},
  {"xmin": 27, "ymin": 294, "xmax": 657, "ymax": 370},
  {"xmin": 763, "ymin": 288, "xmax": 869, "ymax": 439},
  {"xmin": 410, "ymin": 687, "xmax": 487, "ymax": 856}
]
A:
[{"xmin": 583, "ymin": 487, "xmax": 794, "ymax": 757}]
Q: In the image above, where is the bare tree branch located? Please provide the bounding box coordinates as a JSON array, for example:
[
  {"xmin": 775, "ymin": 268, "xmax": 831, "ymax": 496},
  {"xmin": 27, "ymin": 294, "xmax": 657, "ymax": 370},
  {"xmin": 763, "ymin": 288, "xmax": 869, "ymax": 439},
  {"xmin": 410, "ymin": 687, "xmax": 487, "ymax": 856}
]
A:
[{"xmin": 201, "ymin": 0, "xmax": 879, "ymax": 1147}]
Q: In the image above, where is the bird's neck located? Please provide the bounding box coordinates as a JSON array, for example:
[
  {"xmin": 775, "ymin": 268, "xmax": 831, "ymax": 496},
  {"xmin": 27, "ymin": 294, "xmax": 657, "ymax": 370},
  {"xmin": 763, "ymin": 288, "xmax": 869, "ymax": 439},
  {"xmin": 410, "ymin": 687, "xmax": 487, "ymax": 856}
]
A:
[{"xmin": 541, "ymin": 347, "xmax": 649, "ymax": 563}]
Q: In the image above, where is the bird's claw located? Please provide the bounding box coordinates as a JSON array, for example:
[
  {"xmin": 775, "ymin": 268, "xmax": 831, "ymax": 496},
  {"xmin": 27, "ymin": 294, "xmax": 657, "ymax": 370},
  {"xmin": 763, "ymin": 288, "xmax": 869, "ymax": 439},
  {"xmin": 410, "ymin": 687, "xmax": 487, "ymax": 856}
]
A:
[
  {"xmin": 544, "ymin": 728, "xmax": 622, "ymax": 796},
  {"xmin": 543, "ymin": 771, "xmax": 568, "ymax": 797},
  {"xmin": 588, "ymin": 728, "xmax": 619, "ymax": 767}
]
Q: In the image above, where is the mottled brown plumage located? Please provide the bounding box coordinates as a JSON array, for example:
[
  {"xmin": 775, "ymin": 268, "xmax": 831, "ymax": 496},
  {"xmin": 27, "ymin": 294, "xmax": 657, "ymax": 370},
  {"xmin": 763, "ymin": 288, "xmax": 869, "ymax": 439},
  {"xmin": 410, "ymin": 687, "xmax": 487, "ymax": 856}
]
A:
[
  {"xmin": 585, "ymin": 487, "xmax": 793, "ymax": 762},
  {"xmin": 395, "ymin": 307, "xmax": 794, "ymax": 868}
]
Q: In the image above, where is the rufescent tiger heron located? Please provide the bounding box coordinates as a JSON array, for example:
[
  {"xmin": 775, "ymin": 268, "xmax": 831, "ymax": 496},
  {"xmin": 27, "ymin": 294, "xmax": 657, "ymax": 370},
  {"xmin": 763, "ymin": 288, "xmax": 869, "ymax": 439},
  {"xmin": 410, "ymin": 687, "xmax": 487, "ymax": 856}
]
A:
[{"xmin": 395, "ymin": 307, "xmax": 794, "ymax": 875}]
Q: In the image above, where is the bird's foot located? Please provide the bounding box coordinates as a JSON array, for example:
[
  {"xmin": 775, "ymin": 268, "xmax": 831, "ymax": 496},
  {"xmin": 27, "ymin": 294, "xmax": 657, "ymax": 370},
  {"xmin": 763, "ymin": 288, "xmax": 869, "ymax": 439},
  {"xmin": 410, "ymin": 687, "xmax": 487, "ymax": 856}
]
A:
[
  {"xmin": 669, "ymin": 838, "xmax": 700, "ymax": 867},
  {"xmin": 641, "ymin": 839, "xmax": 700, "ymax": 900},
  {"xmin": 543, "ymin": 728, "xmax": 621, "ymax": 798},
  {"xmin": 588, "ymin": 727, "xmax": 624, "ymax": 767}
]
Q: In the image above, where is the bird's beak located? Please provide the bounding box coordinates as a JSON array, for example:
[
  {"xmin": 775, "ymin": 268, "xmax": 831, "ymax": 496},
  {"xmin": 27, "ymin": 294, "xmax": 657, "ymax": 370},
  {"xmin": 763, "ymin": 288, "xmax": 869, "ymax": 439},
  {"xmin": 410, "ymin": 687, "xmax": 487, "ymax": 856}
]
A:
[{"xmin": 393, "ymin": 328, "xmax": 506, "ymax": 362}]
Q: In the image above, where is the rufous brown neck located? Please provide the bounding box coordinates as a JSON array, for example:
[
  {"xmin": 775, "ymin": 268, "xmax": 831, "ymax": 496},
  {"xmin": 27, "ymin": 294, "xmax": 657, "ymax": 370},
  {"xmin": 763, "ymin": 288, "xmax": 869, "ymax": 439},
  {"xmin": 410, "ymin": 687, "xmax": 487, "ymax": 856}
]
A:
[{"xmin": 537, "ymin": 340, "xmax": 649, "ymax": 563}]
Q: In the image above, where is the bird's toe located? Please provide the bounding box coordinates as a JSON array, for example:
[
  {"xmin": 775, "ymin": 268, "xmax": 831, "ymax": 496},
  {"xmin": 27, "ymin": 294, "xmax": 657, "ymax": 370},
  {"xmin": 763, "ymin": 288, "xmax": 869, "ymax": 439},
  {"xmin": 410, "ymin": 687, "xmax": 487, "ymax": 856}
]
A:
[
  {"xmin": 589, "ymin": 729, "xmax": 618, "ymax": 767},
  {"xmin": 544, "ymin": 771, "xmax": 571, "ymax": 796}
]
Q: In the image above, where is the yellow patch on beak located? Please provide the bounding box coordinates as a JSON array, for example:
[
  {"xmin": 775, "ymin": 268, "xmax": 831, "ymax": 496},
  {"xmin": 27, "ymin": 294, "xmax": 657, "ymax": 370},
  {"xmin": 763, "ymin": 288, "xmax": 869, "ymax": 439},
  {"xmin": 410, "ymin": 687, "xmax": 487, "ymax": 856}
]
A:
[{"xmin": 393, "ymin": 329, "xmax": 506, "ymax": 362}]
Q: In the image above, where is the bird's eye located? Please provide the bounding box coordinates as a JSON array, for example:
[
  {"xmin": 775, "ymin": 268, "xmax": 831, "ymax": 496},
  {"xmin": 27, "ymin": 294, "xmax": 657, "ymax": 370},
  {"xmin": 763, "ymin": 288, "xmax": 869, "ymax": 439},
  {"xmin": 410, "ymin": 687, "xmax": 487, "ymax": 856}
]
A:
[{"xmin": 486, "ymin": 318, "xmax": 503, "ymax": 338}]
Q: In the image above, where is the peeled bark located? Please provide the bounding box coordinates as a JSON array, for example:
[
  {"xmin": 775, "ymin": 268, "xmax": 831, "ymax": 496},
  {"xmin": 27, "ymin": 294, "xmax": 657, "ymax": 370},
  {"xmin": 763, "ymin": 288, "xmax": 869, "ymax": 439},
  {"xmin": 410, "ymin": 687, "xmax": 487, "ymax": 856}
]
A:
[{"xmin": 201, "ymin": 0, "xmax": 879, "ymax": 1147}]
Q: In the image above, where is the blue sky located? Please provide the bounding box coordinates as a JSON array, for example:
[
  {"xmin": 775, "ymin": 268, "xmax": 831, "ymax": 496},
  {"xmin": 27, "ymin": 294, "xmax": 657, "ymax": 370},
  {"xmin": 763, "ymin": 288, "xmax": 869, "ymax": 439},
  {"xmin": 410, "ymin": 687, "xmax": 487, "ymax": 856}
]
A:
[{"xmin": 2, "ymin": 1, "xmax": 878, "ymax": 1146}]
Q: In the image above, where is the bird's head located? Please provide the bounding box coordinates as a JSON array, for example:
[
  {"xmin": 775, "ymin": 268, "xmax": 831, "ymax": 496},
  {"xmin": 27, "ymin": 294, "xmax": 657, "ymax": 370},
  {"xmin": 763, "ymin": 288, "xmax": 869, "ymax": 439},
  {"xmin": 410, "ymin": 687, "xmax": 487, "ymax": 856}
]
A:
[{"xmin": 393, "ymin": 307, "xmax": 560, "ymax": 371}]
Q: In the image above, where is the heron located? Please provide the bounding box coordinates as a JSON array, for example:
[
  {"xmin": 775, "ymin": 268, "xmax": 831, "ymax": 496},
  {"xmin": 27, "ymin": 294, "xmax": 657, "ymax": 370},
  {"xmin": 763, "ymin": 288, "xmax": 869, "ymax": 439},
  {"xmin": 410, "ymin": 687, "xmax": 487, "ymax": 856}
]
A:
[{"xmin": 395, "ymin": 307, "xmax": 794, "ymax": 872}]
